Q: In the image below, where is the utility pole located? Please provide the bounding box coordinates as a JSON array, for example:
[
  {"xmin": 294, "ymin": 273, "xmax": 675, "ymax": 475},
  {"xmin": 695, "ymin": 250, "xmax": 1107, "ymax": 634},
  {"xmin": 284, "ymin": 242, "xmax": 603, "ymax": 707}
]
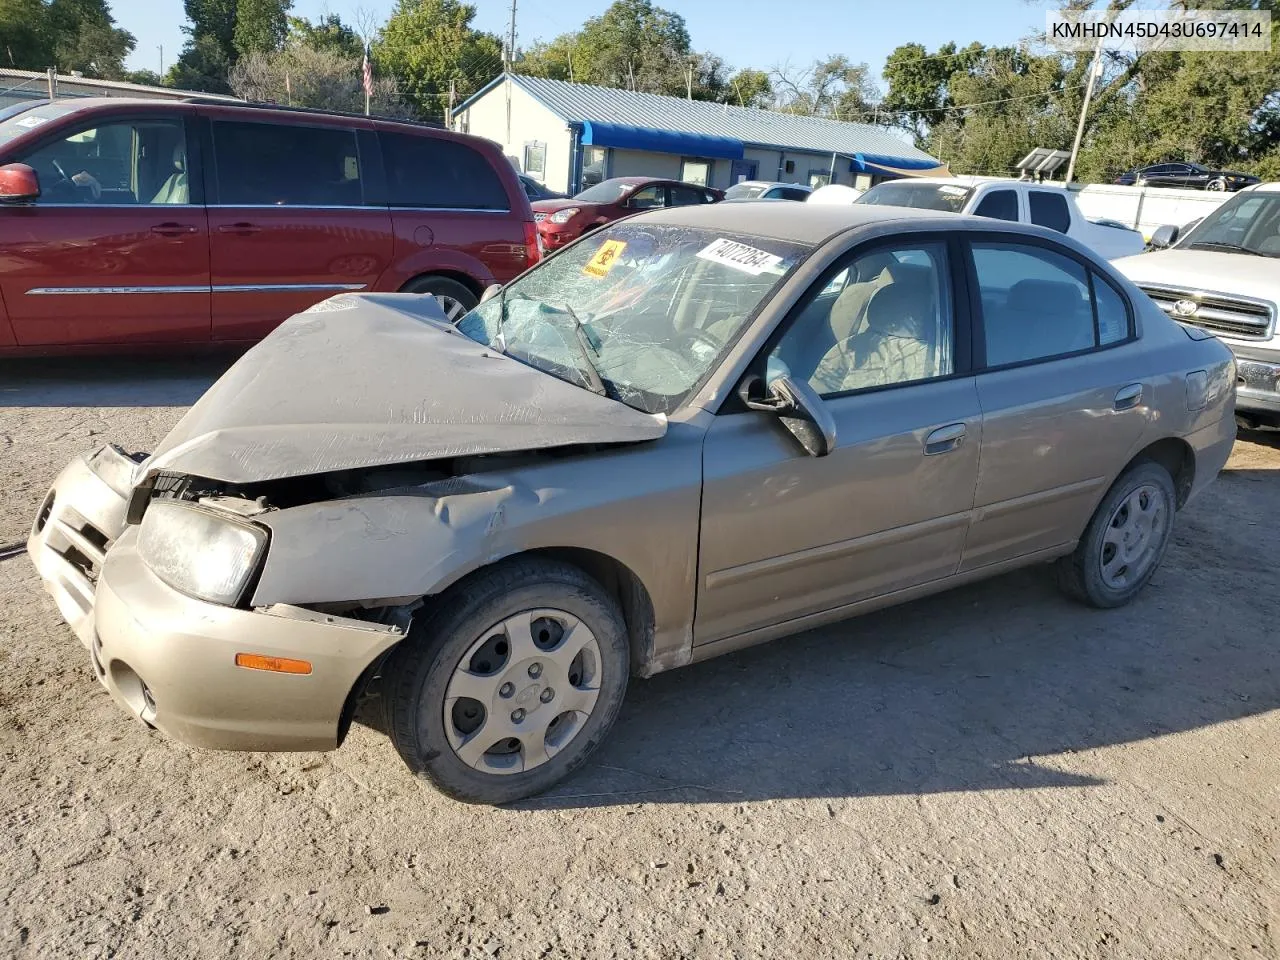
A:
[
  {"xmin": 446, "ymin": 78, "xmax": 456, "ymax": 128},
  {"xmin": 157, "ymin": 45, "xmax": 163, "ymax": 75},
  {"xmin": 686, "ymin": 61, "xmax": 693, "ymax": 100},
  {"xmin": 1066, "ymin": 37, "xmax": 1105, "ymax": 184},
  {"xmin": 505, "ymin": 0, "xmax": 517, "ymax": 68}
]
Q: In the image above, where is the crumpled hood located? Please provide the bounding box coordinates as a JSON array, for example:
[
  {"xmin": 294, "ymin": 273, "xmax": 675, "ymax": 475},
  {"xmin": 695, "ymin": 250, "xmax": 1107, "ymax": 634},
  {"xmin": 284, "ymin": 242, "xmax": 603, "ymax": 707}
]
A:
[
  {"xmin": 141, "ymin": 292, "xmax": 667, "ymax": 485},
  {"xmin": 1112, "ymin": 249, "xmax": 1280, "ymax": 305}
]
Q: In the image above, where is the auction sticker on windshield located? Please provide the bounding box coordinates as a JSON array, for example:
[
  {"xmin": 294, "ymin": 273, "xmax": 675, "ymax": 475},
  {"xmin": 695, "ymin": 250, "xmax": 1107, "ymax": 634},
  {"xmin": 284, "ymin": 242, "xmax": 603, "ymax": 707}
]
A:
[
  {"xmin": 583, "ymin": 239, "xmax": 627, "ymax": 278},
  {"xmin": 696, "ymin": 238, "xmax": 784, "ymax": 275}
]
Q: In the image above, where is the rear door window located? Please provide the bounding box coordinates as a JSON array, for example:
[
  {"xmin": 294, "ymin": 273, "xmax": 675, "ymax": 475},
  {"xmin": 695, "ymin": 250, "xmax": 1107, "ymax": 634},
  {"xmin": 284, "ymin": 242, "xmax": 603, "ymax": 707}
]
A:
[
  {"xmin": 669, "ymin": 185, "xmax": 706, "ymax": 207},
  {"xmin": 212, "ymin": 120, "xmax": 363, "ymax": 206},
  {"xmin": 972, "ymin": 189, "xmax": 1019, "ymax": 221},
  {"xmin": 1027, "ymin": 191, "xmax": 1071, "ymax": 233},
  {"xmin": 381, "ymin": 131, "xmax": 509, "ymax": 210}
]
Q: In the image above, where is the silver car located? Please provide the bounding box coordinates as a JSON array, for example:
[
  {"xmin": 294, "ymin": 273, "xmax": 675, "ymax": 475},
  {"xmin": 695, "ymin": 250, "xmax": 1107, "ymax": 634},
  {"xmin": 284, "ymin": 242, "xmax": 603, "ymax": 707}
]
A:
[{"xmin": 28, "ymin": 204, "xmax": 1236, "ymax": 804}]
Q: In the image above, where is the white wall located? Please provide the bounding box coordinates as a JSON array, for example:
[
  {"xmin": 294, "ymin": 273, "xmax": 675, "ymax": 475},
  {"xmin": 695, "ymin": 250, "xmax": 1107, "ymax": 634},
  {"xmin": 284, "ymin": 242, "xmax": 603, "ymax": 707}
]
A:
[
  {"xmin": 1068, "ymin": 183, "xmax": 1231, "ymax": 239},
  {"xmin": 455, "ymin": 80, "xmax": 575, "ymax": 194}
]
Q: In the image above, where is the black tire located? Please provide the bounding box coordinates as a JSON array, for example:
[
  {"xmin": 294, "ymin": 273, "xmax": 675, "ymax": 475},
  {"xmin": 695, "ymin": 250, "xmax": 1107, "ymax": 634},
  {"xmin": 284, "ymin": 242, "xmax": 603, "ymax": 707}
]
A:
[
  {"xmin": 1055, "ymin": 461, "xmax": 1177, "ymax": 609},
  {"xmin": 383, "ymin": 559, "xmax": 630, "ymax": 804},
  {"xmin": 400, "ymin": 275, "xmax": 478, "ymax": 323}
]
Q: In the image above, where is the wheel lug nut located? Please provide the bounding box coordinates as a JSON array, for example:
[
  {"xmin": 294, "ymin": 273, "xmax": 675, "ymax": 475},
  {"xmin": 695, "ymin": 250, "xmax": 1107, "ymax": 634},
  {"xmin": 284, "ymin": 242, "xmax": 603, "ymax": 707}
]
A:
[
  {"xmin": 511, "ymin": 709, "xmax": 525, "ymax": 723},
  {"xmin": 540, "ymin": 688, "xmax": 554, "ymax": 703},
  {"xmin": 528, "ymin": 663, "xmax": 542, "ymax": 678},
  {"xmin": 499, "ymin": 682, "xmax": 515, "ymax": 698}
]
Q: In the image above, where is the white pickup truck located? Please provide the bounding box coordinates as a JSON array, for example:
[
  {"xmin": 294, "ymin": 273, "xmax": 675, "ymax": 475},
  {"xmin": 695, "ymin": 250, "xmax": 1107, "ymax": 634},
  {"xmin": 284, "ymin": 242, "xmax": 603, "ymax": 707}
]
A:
[
  {"xmin": 853, "ymin": 177, "xmax": 1147, "ymax": 260},
  {"xmin": 1113, "ymin": 182, "xmax": 1280, "ymax": 429}
]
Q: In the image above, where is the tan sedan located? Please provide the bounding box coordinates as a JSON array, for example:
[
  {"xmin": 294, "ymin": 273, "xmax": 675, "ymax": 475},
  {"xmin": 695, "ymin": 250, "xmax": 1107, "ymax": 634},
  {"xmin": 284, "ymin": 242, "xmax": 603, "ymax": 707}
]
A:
[{"xmin": 28, "ymin": 203, "xmax": 1237, "ymax": 804}]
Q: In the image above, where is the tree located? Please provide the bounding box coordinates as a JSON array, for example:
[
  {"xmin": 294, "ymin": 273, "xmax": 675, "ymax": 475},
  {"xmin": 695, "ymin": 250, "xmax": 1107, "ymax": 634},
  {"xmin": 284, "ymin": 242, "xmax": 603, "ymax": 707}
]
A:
[
  {"xmin": 771, "ymin": 55, "xmax": 879, "ymax": 120},
  {"xmin": 728, "ymin": 68, "xmax": 772, "ymax": 108},
  {"xmin": 375, "ymin": 0, "xmax": 503, "ymax": 119},
  {"xmin": 47, "ymin": 0, "xmax": 135, "ymax": 77},
  {"xmin": 230, "ymin": 46, "xmax": 406, "ymax": 114},
  {"xmin": 881, "ymin": 41, "xmax": 983, "ymax": 142},
  {"xmin": 0, "ymin": 0, "xmax": 53, "ymax": 69},
  {"xmin": 233, "ymin": 0, "xmax": 290, "ymax": 57},
  {"xmin": 287, "ymin": 13, "xmax": 362, "ymax": 59},
  {"xmin": 123, "ymin": 68, "xmax": 163, "ymax": 86}
]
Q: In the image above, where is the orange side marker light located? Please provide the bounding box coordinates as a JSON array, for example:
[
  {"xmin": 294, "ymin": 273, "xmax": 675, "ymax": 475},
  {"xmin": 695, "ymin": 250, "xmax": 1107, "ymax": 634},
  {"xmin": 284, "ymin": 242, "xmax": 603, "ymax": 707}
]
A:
[{"xmin": 235, "ymin": 653, "xmax": 312, "ymax": 675}]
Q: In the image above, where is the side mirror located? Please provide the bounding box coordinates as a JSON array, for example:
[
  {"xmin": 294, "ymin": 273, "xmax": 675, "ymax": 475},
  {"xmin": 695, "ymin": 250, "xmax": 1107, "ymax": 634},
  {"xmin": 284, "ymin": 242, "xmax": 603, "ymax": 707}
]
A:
[
  {"xmin": 480, "ymin": 283, "xmax": 502, "ymax": 304},
  {"xmin": 1149, "ymin": 224, "xmax": 1179, "ymax": 249},
  {"xmin": 743, "ymin": 374, "xmax": 837, "ymax": 457},
  {"xmin": 0, "ymin": 163, "xmax": 40, "ymax": 203}
]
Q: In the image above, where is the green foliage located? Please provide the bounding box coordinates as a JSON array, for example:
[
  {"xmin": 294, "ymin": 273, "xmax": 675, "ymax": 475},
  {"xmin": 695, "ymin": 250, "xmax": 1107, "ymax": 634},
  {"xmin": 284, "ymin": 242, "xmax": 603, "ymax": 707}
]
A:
[
  {"xmin": 0, "ymin": 0, "xmax": 133, "ymax": 76},
  {"xmin": 374, "ymin": 0, "xmax": 503, "ymax": 119},
  {"xmin": 232, "ymin": 0, "xmax": 290, "ymax": 57},
  {"xmin": 286, "ymin": 14, "xmax": 362, "ymax": 59},
  {"xmin": 728, "ymin": 68, "xmax": 772, "ymax": 108}
]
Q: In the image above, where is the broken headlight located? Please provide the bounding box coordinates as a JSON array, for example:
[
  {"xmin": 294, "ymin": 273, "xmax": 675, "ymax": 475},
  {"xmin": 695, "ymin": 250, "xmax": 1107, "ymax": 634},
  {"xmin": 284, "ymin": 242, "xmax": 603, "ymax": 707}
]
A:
[{"xmin": 137, "ymin": 500, "xmax": 267, "ymax": 606}]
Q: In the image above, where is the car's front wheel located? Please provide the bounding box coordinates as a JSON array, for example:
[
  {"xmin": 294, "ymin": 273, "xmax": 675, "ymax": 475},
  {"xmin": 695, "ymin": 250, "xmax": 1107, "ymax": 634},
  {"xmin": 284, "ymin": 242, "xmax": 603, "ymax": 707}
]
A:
[
  {"xmin": 383, "ymin": 559, "xmax": 630, "ymax": 804},
  {"xmin": 401, "ymin": 275, "xmax": 479, "ymax": 323},
  {"xmin": 1055, "ymin": 462, "xmax": 1177, "ymax": 608}
]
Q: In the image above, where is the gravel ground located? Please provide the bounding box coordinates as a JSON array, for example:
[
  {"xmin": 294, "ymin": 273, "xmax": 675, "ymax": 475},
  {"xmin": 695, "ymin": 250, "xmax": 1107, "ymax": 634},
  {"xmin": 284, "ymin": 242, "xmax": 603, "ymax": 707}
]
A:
[{"xmin": 1, "ymin": 357, "xmax": 1278, "ymax": 960}]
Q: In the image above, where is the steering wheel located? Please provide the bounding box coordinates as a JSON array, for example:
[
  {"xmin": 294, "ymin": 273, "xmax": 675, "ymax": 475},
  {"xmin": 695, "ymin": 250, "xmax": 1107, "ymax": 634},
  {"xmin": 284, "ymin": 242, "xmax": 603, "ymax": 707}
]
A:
[{"xmin": 51, "ymin": 158, "xmax": 70, "ymax": 183}]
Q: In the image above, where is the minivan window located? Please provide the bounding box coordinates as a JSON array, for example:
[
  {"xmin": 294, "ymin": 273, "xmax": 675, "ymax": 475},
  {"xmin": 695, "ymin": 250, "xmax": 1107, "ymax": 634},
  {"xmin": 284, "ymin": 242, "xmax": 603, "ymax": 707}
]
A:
[
  {"xmin": 17, "ymin": 119, "xmax": 188, "ymax": 205},
  {"xmin": 0, "ymin": 102, "xmax": 77, "ymax": 148},
  {"xmin": 213, "ymin": 120, "xmax": 363, "ymax": 206},
  {"xmin": 381, "ymin": 132, "xmax": 508, "ymax": 210}
]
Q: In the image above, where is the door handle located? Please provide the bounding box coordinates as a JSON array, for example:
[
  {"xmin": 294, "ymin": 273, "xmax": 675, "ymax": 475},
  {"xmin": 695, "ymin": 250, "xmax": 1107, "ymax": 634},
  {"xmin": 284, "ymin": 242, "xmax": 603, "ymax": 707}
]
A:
[
  {"xmin": 216, "ymin": 222, "xmax": 262, "ymax": 235},
  {"xmin": 924, "ymin": 423, "xmax": 967, "ymax": 456},
  {"xmin": 150, "ymin": 222, "xmax": 198, "ymax": 236},
  {"xmin": 1114, "ymin": 383, "xmax": 1143, "ymax": 411}
]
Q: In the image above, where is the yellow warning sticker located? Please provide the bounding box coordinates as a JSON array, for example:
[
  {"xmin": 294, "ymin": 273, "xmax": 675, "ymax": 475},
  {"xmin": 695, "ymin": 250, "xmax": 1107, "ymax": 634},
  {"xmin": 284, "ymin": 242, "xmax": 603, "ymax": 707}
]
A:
[{"xmin": 583, "ymin": 239, "xmax": 627, "ymax": 278}]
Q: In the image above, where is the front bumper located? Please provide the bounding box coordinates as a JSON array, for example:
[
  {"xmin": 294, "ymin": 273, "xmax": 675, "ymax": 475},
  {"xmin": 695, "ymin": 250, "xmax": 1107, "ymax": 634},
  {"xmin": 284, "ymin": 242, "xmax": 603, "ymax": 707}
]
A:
[
  {"xmin": 1234, "ymin": 356, "xmax": 1280, "ymax": 419},
  {"xmin": 27, "ymin": 449, "xmax": 405, "ymax": 752},
  {"xmin": 26, "ymin": 446, "xmax": 134, "ymax": 648}
]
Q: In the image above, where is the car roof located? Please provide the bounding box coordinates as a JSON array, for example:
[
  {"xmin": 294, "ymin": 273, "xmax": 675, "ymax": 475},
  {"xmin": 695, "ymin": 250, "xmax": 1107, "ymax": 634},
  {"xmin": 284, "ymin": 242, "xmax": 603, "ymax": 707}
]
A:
[
  {"xmin": 733, "ymin": 180, "xmax": 809, "ymax": 190},
  {"xmin": 630, "ymin": 201, "xmax": 932, "ymax": 244}
]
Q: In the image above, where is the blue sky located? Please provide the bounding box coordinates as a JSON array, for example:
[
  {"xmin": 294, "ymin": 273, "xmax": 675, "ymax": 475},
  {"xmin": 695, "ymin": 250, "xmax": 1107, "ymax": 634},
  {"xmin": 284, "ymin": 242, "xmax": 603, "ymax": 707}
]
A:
[{"xmin": 122, "ymin": 0, "xmax": 1050, "ymax": 88}]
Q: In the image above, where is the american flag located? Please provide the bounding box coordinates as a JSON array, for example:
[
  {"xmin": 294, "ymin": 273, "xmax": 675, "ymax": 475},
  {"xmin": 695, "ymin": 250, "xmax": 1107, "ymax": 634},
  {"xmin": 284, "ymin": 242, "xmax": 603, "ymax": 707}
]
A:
[{"xmin": 361, "ymin": 44, "xmax": 373, "ymax": 99}]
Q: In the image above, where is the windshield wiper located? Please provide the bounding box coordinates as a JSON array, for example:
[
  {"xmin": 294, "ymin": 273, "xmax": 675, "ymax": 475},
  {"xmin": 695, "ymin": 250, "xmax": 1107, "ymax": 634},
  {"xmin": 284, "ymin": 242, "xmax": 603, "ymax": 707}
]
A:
[
  {"xmin": 556, "ymin": 302, "xmax": 609, "ymax": 397},
  {"xmin": 1187, "ymin": 241, "xmax": 1265, "ymax": 257}
]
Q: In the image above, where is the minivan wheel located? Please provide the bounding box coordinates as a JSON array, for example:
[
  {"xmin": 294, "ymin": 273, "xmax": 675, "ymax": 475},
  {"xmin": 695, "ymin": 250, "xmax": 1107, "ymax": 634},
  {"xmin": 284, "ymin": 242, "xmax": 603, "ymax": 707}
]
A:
[
  {"xmin": 383, "ymin": 559, "xmax": 630, "ymax": 804},
  {"xmin": 1055, "ymin": 462, "xmax": 1176, "ymax": 609},
  {"xmin": 401, "ymin": 276, "xmax": 479, "ymax": 323}
]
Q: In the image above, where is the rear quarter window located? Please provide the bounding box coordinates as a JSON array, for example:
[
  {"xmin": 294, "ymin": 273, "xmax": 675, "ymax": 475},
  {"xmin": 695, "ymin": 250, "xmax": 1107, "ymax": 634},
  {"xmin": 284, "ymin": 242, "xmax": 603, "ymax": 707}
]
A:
[{"xmin": 381, "ymin": 132, "xmax": 510, "ymax": 211}]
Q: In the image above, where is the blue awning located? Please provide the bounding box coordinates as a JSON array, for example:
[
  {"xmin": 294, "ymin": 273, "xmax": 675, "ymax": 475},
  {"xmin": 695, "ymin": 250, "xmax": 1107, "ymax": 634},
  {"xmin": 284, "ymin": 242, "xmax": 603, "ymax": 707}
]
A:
[
  {"xmin": 580, "ymin": 121, "xmax": 744, "ymax": 160},
  {"xmin": 849, "ymin": 152, "xmax": 950, "ymax": 177}
]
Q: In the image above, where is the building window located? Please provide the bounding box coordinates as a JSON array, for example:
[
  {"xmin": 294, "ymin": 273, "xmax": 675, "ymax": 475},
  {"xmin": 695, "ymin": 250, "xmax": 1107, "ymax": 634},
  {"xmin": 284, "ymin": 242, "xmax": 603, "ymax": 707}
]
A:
[
  {"xmin": 784, "ymin": 160, "xmax": 795, "ymax": 174},
  {"xmin": 680, "ymin": 158, "xmax": 711, "ymax": 186},
  {"xmin": 808, "ymin": 169, "xmax": 832, "ymax": 189},
  {"xmin": 523, "ymin": 141, "xmax": 545, "ymax": 177},
  {"xmin": 581, "ymin": 146, "xmax": 608, "ymax": 188}
]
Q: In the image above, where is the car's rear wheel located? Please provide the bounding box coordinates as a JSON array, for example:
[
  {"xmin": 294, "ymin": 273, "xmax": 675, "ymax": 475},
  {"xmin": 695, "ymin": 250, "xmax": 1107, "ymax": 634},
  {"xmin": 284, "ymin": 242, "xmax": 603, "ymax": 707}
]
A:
[
  {"xmin": 383, "ymin": 559, "xmax": 630, "ymax": 804},
  {"xmin": 1055, "ymin": 462, "xmax": 1176, "ymax": 608},
  {"xmin": 401, "ymin": 275, "xmax": 478, "ymax": 323}
]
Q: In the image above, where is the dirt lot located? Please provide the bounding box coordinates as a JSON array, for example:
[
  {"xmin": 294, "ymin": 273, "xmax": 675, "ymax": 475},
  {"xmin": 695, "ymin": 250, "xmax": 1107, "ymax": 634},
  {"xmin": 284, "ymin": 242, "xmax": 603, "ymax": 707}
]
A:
[{"xmin": 2, "ymin": 358, "xmax": 1278, "ymax": 959}]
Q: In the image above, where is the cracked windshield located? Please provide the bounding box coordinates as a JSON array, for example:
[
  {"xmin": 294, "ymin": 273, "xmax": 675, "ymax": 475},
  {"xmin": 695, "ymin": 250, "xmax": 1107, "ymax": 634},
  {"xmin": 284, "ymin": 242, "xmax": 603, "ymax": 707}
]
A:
[{"xmin": 456, "ymin": 224, "xmax": 806, "ymax": 414}]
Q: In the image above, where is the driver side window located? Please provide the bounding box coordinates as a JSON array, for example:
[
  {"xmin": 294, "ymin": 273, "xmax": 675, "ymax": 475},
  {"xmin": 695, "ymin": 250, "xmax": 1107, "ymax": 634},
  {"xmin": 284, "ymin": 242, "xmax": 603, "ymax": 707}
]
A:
[
  {"xmin": 627, "ymin": 185, "xmax": 664, "ymax": 210},
  {"xmin": 18, "ymin": 118, "xmax": 188, "ymax": 205},
  {"xmin": 770, "ymin": 243, "xmax": 954, "ymax": 397}
]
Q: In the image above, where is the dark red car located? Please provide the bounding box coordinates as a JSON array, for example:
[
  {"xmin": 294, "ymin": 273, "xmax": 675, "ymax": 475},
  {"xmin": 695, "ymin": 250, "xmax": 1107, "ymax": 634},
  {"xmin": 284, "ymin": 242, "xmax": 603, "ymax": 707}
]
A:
[
  {"xmin": 532, "ymin": 177, "xmax": 723, "ymax": 251},
  {"xmin": 0, "ymin": 97, "xmax": 539, "ymax": 355}
]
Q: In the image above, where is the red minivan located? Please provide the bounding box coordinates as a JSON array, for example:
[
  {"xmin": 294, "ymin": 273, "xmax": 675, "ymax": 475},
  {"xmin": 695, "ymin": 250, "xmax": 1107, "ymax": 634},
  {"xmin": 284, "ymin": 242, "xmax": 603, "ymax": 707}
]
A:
[{"xmin": 0, "ymin": 97, "xmax": 540, "ymax": 355}]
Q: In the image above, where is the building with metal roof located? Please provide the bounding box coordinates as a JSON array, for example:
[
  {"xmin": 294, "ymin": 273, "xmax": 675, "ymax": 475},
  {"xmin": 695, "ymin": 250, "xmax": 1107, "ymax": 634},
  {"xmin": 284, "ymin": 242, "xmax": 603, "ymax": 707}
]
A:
[
  {"xmin": 452, "ymin": 72, "xmax": 947, "ymax": 197},
  {"xmin": 0, "ymin": 68, "xmax": 239, "ymax": 111}
]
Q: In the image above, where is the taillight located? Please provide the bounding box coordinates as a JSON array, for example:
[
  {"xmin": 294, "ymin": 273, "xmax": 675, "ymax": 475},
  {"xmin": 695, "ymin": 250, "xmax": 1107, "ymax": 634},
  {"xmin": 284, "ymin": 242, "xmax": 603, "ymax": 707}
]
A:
[{"xmin": 523, "ymin": 221, "xmax": 542, "ymax": 264}]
